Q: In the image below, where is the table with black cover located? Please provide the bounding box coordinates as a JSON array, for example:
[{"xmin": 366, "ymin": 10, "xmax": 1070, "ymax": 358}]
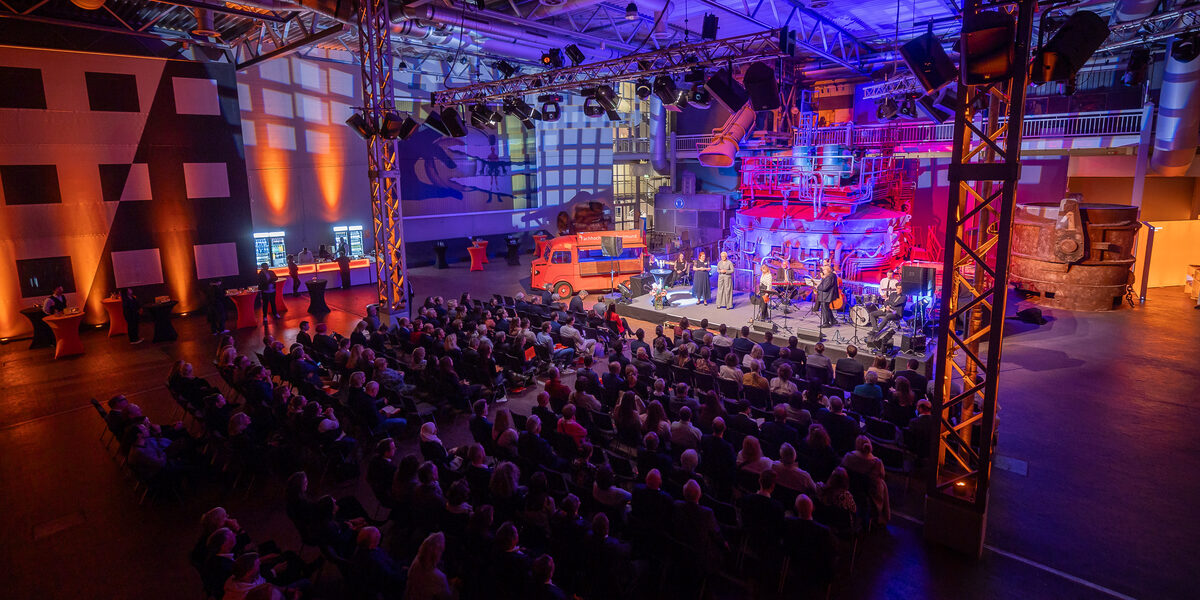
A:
[
  {"xmin": 145, "ymin": 300, "xmax": 179, "ymax": 343},
  {"xmin": 19, "ymin": 306, "xmax": 56, "ymax": 350},
  {"xmin": 305, "ymin": 279, "xmax": 330, "ymax": 314}
]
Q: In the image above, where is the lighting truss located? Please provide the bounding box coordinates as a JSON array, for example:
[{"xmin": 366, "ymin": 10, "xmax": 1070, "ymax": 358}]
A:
[
  {"xmin": 431, "ymin": 29, "xmax": 788, "ymax": 107},
  {"xmin": 357, "ymin": 0, "xmax": 406, "ymax": 312},
  {"xmin": 860, "ymin": 76, "xmax": 926, "ymax": 100},
  {"xmin": 1097, "ymin": 3, "xmax": 1200, "ymax": 54},
  {"xmin": 925, "ymin": 0, "xmax": 1036, "ymax": 557}
]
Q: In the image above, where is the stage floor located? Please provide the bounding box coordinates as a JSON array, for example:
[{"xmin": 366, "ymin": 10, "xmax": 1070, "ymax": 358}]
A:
[{"xmin": 615, "ymin": 285, "xmax": 929, "ymax": 366}]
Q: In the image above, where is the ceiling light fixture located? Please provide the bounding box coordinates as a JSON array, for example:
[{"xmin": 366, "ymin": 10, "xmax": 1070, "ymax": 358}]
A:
[{"xmin": 625, "ymin": 2, "xmax": 638, "ymax": 20}]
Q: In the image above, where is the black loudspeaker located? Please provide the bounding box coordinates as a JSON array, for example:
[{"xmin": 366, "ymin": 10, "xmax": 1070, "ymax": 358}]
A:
[
  {"xmin": 1030, "ymin": 11, "xmax": 1110, "ymax": 83},
  {"xmin": 704, "ymin": 68, "xmax": 748, "ymax": 113},
  {"xmin": 743, "ymin": 62, "xmax": 780, "ymax": 111},
  {"xmin": 600, "ymin": 236, "xmax": 624, "ymax": 257},
  {"xmin": 628, "ymin": 274, "xmax": 653, "ymax": 297},
  {"xmin": 867, "ymin": 322, "xmax": 898, "ymax": 352},
  {"xmin": 901, "ymin": 265, "xmax": 938, "ymax": 296},
  {"xmin": 900, "ymin": 32, "xmax": 958, "ymax": 93},
  {"xmin": 901, "ymin": 333, "xmax": 927, "ymax": 354},
  {"xmin": 963, "ymin": 10, "xmax": 1017, "ymax": 85},
  {"xmin": 424, "ymin": 111, "xmax": 450, "ymax": 136}
]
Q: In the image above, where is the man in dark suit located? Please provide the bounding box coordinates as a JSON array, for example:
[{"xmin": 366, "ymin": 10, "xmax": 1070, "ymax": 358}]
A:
[
  {"xmin": 629, "ymin": 328, "xmax": 650, "ymax": 359},
  {"xmin": 631, "ymin": 469, "xmax": 674, "ymax": 531},
  {"xmin": 637, "ymin": 433, "xmax": 673, "ymax": 478},
  {"xmin": 870, "ymin": 288, "xmax": 907, "ymax": 332},
  {"xmin": 813, "ymin": 263, "xmax": 840, "ymax": 327},
  {"xmin": 759, "ymin": 405, "xmax": 800, "ymax": 459},
  {"xmin": 731, "ymin": 326, "xmax": 756, "ymax": 355},
  {"xmin": 530, "ymin": 555, "xmax": 568, "ymax": 600},
  {"xmin": 257, "ymin": 263, "xmax": 280, "ymax": 321},
  {"xmin": 469, "ymin": 400, "xmax": 493, "ymax": 448},
  {"xmin": 821, "ymin": 397, "xmax": 861, "ymax": 455},
  {"xmin": 672, "ymin": 480, "xmax": 726, "ymax": 569},
  {"xmin": 737, "ymin": 470, "xmax": 785, "ymax": 548},
  {"xmin": 726, "ymin": 401, "xmax": 760, "ymax": 438},
  {"xmin": 907, "ymin": 399, "xmax": 936, "ymax": 459},
  {"xmin": 770, "ymin": 347, "xmax": 796, "ymax": 376},
  {"xmin": 574, "ymin": 355, "xmax": 601, "ymax": 392},
  {"xmin": 492, "ymin": 522, "xmax": 533, "ymax": 600},
  {"xmin": 518, "ymin": 415, "xmax": 561, "ymax": 469},
  {"xmin": 583, "ymin": 513, "xmax": 634, "ymax": 598},
  {"xmin": 783, "ymin": 495, "xmax": 836, "ymax": 588},
  {"xmin": 296, "ymin": 320, "xmax": 313, "ymax": 347},
  {"xmin": 699, "ymin": 418, "xmax": 736, "ymax": 494},
  {"xmin": 835, "ymin": 344, "xmax": 866, "ymax": 385},
  {"xmin": 760, "ymin": 331, "xmax": 781, "ymax": 362},
  {"xmin": 531, "ymin": 392, "xmax": 559, "ymax": 438},
  {"xmin": 568, "ymin": 291, "xmax": 586, "ymax": 313},
  {"xmin": 895, "ymin": 358, "xmax": 928, "ymax": 399}
]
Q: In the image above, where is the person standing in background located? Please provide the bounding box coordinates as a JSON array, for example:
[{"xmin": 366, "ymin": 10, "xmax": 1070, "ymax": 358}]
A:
[
  {"xmin": 287, "ymin": 254, "xmax": 301, "ymax": 296},
  {"xmin": 298, "ymin": 247, "xmax": 314, "ymax": 264},
  {"xmin": 716, "ymin": 252, "xmax": 734, "ymax": 309},
  {"xmin": 42, "ymin": 285, "xmax": 67, "ymax": 315},
  {"xmin": 257, "ymin": 263, "xmax": 279, "ymax": 323},
  {"xmin": 337, "ymin": 251, "xmax": 352, "ymax": 289},
  {"xmin": 206, "ymin": 279, "xmax": 228, "ymax": 334},
  {"xmin": 120, "ymin": 288, "xmax": 143, "ymax": 345},
  {"xmin": 318, "ymin": 244, "xmax": 333, "ymax": 261}
]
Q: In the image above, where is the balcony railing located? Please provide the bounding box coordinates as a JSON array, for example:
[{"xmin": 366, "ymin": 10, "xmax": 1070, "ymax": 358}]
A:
[{"xmin": 810, "ymin": 109, "xmax": 1145, "ymax": 147}]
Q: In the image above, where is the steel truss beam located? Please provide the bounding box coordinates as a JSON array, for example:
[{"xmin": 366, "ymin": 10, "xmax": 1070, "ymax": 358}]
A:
[
  {"xmin": 357, "ymin": 0, "xmax": 406, "ymax": 311},
  {"xmin": 860, "ymin": 75, "xmax": 924, "ymax": 100},
  {"xmin": 431, "ymin": 29, "xmax": 787, "ymax": 106},
  {"xmin": 237, "ymin": 22, "xmax": 344, "ymax": 69},
  {"xmin": 926, "ymin": 0, "xmax": 1035, "ymax": 556}
]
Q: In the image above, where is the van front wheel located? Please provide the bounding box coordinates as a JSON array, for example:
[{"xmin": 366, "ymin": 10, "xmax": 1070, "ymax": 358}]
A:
[{"xmin": 553, "ymin": 281, "xmax": 573, "ymax": 299}]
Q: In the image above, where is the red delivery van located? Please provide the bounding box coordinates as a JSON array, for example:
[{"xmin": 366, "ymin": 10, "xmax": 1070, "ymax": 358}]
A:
[{"xmin": 530, "ymin": 230, "xmax": 646, "ymax": 298}]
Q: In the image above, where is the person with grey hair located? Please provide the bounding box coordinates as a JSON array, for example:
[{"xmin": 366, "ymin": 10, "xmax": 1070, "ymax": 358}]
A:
[
  {"xmin": 518, "ymin": 415, "xmax": 562, "ymax": 469},
  {"xmin": 772, "ymin": 443, "xmax": 817, "ymax": 496},
  {"xmin": 853, "ymin": 369, "xmax": 883, "ymax": 401}
]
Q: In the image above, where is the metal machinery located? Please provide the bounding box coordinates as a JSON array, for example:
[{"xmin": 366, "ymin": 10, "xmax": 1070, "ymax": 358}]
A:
[
  {"xmin": 721, "ymin": 109, "xmax": 915, "ymax": 289},
  {"xmin": 357, "ymin": 0, "xmax": 406, "ymax": 311},
  {"xmin": 924, "ymin": 0, "xmax": 1035, "ymax": 557}
]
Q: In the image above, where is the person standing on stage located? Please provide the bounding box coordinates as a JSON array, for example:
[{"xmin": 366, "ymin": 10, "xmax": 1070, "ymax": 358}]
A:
[
  {"xmin": 257, "ymin": 263, "xmax": 280, "ymax": 323},
  {"xmin": 42, "ymin": 286, "xmax": 67, "ymax": 315},
  {"xmin": 287, "ymin": 254, "xmax": 301, "ymax": 296},
  {"xmin": 757, "ymin": 263, "xmax": 773, "ymax": 320},
  {"xmin": 670, "ymin": 252, "xmax": 689, "ymax": 287},
  {"xmin": 692, "ymin": 251, "xmax": 711, "ymax": 305},
  {"xmin": 814, "ymin": 263, "xmax": 840, "ymax": 328},
  {"xmin": 716, "ymin": 252, "xmax": 735, "ymax": 309},
  {"xmin": 120, "ymin": 288, "xmax": 143, "ymax": 345}
]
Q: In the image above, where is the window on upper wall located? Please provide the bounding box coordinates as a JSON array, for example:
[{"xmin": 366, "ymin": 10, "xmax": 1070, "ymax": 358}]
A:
[
  {"xmin": 0, "ymin": 66, "xmax": 47, "ymax": 109},
  {"xmin": 16, "ymin": 256, "xmax": 75, "ymax": 298},
  {"xmin": 1, "ymin": 165, "xmax": 62, "ymax": 205},
  {"xmin": 85, "ymin": 72, "xmax": 140, "ymax": 112}
]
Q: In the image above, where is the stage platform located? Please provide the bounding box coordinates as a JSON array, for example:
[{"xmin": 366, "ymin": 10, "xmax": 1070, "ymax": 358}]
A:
[{"xmin": 614, "ymin": 285, "xmax": 932, "ymax": 370}]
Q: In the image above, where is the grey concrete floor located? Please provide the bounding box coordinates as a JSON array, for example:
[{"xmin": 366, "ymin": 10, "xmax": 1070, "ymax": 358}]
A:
[{"xmin": 0, "ymin": 256, "xmax": 1197, "ymax": 599}]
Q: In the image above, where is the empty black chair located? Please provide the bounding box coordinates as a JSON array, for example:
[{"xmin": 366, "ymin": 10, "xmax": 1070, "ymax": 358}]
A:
[
  {"xmin": 744, "ymin": 385, "xmax": 771, "ymax": 409},
  {"xmin": 850, "ymin": 393, "xmax": 882, "ymax": 418},
  {"xmin": 670, "ymin": 365, "xmax": 693, "ymax": 387},
  {"xmin": 835, "ymin": 369, "xmax": 864, "ymax": 391},
  {"xmin": 717, "ymin": 377, "xmax": 742, "ymax": 401}
]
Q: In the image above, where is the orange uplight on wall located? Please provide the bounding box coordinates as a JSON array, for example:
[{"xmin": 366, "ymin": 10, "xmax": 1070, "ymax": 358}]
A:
[
  {"xmin": 260, "ymin": 151, "xmax": 290, "ymax": 218},
  {"xmin": 317, "ymin": 163, "xmax": 343, "ymax": 220}
]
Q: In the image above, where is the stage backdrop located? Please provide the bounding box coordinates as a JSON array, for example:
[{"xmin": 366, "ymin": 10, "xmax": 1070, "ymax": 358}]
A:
[{"xmin": 0, "ymin": 47, "xmax": 256, "ymax": 339}]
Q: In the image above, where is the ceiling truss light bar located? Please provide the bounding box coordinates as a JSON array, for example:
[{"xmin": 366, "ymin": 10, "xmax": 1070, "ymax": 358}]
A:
[{"xmin": 432, "ymin": 29, "xmax": 788, "ymax": 107}]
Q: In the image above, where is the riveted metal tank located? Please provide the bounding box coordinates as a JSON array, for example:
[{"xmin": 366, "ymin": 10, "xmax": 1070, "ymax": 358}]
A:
[{"xmin": 1009, "ymin": 197, "xmax": 1141, "ymax": 311}]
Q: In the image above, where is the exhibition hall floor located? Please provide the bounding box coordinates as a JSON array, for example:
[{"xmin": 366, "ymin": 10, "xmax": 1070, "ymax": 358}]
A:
[{"xmin": 0, "ymin": 258, "xmax": 1196, "ymax": 599}]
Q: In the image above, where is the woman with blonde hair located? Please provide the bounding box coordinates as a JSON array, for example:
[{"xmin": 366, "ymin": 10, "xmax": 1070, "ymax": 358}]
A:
[
  {"xmin": 742, "ymin": 344, "xmax": 766, "ymax": 372},
  {"xmin": 736, "ymin": 435, "xmax": 772, "ymax": 473},
  {"xmin": 404, "ymin": 532, "xmax": 452, "ymax": 600}
]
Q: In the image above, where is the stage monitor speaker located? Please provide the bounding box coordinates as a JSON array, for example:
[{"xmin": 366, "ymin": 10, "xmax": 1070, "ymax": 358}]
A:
[
  {"xmin": 704, "ymin": 68, "xmax": 748, "ymax": 113},
  {"xmin": 1030, "ymin": 11, "xmax": 1109, "ymax": 83},
  {"xmin": 743, "ymin": 62, "xmax": 780, "ymax": 111},
  {"xmin": 900, "ymin": 31, "xmax": 958, "ymax": 93},
  {"xmin": 600, "ymin": 236, "xmax": 624, "ymax": 257},
  {"xmin": 867, "ymin": 322, "xmax": 898, "ymax": 352},
  {"xmin": 901, "ymin": 333, "xmax": 927, "ymax": 354},
  {"xmin": 901, "ymin": 265, "xmax": 938, "ymax": 297},
  {"xmin": 628, "ymin": 274, "xmax": 653, "ymax": 297}
]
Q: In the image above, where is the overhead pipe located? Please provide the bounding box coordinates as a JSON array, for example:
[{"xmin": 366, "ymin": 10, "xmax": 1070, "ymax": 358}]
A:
[
  {"xmin": 1111, "ymin": 0, "xmax": 1160, "ymax": 24},
  {"xmin": 698, "ymin": 104, "xmax": 755, "ymax": 168},
  {"xmin": 1150, "ymin": 38, "xmax": 1200, "ymax": 176},
  {"xmin": 392, "ymin": 19, "xmax": 545, "ymax": 62},
  {"xmin": 650, "ymin": 97, "xmax": 670, "ymax": 175},
  {"xmin": 536, "ymin": 0, "xmax": 673, "ymax": 37}
]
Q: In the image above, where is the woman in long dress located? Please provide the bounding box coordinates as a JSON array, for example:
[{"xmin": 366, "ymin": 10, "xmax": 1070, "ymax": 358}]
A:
[
  {"xmin": 716, "ymin": 251, "xmax": 734, "ymax": 309},
  {"xmin": 691, "ymin": 251, "xmax": 711, "ymax": 304}
]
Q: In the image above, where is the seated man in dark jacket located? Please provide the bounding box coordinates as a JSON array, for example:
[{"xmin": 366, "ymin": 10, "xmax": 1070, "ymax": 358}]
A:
[{"xmin": 352, "ymin": 526, "xmax": 405, "ymax": 597}]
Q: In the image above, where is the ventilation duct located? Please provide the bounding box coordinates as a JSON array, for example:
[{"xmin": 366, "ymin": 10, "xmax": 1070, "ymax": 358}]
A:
[
  {"xmin": 1111, "ymin": 0, "xmax": 1160, "ymax": 24},
  {"xmin": 698, "ymin": 104, "xmax": 755, "ymax": 168},
  {"xmin": 650, "ymin": 97, "xmax": 670, "ymax": 175},
  {"xmin": 192, "ymin": 8, "xmax": 219, "ymax": 38},
  {"xmin": 1151, "ymin": 38, "xmax": 1200, "ymax": 176}
]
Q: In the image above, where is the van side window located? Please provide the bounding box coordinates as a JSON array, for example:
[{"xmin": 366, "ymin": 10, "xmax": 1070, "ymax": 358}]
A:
[{"xmin": 550, "ymin": 251, "xmax": 571, "ymax": 264}]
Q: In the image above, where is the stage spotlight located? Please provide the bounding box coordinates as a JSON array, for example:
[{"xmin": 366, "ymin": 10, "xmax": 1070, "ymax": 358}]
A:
[
  {"xmin": 1174, "ymin": 35, "xmax": 1200, "ymax": 62},
  {"xmin": 1030, "ymin": 11, "xmax": 1109, "ymax": 83},
  {"xmin": 538, "ymin": 94, "xmax": 562, "ymax": 121},
  {"xmin": 504, "ymin": 97, "xmax": 539, "ymax": 129},
  {"xmin": 963, "ymin": 10, "xmax": 1016, "ymax": 84},
  {"xmin": 345, "ymin": 112, "xmax": 376, "ymax": 139},
  {"xmin": 900, "ymin": 30, "xmax": 957, "ymax": 93},
  {"xmin": 625, "ymin": 2, "xmax": 638, "ymax": 20},
  {"xmin": 689, "ymin": 83, "xmax": 712, "ymax": 109},
  {"xmin": 594, "ymin": 85, "xmax": 619, "ymax": 111},
  {"xmin": 702, "ymin": 13, "xmax": 718, "ymax": 40},
  {"xmin": 1122, "ymin": 48, "xmax": 1152, "ymax": 86},
  {"xmin": 564, "ymin": 44, "xmax": 586, "ymax": 66},
  {"xmin": 897, "ymin": 96, "xmax": 919, "ymax": 119},
  {"xmin": 423, "ymin": 110, "xmax": 450, "ymax": 136},
  {"xmin": 470, "ymin": 103, "xmax": 501, "ymax": 129},
  {"xmin": 876, "ymin": 96, "xmax": 899, "ymax": 120},
  {"xmin": 583, "ymin": 96, "xmax": 605, "ymax": 117},
  {"xmin": 494, "ymin": 60, "xmax": 517, "ymax": 79},
  {"xmin": 653, "ymin": 75, "xmax": 681, "ymax": 111},
  {"xmin": 541, "ymin": 48, "xmax": 563, "ymax": 69},
  {"xmin": 379, "ymin": 111, "xmax": 410, "ymax": 139},
  {"xmin": 441, "ymin": 107, "xmax": 467, "ymax": 137},
  {"xmin": 605, "ymin": 108, "xmax": 622, "ymax": 121},
  {"xmin": 634, "ymin": 78, "xmax": 652, "ymax": 99}
]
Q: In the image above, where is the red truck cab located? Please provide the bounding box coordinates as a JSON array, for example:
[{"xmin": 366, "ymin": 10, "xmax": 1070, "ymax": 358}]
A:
[{"xmin": 530, "ymin": 230, "xmax": 646, "ymax": 298}]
